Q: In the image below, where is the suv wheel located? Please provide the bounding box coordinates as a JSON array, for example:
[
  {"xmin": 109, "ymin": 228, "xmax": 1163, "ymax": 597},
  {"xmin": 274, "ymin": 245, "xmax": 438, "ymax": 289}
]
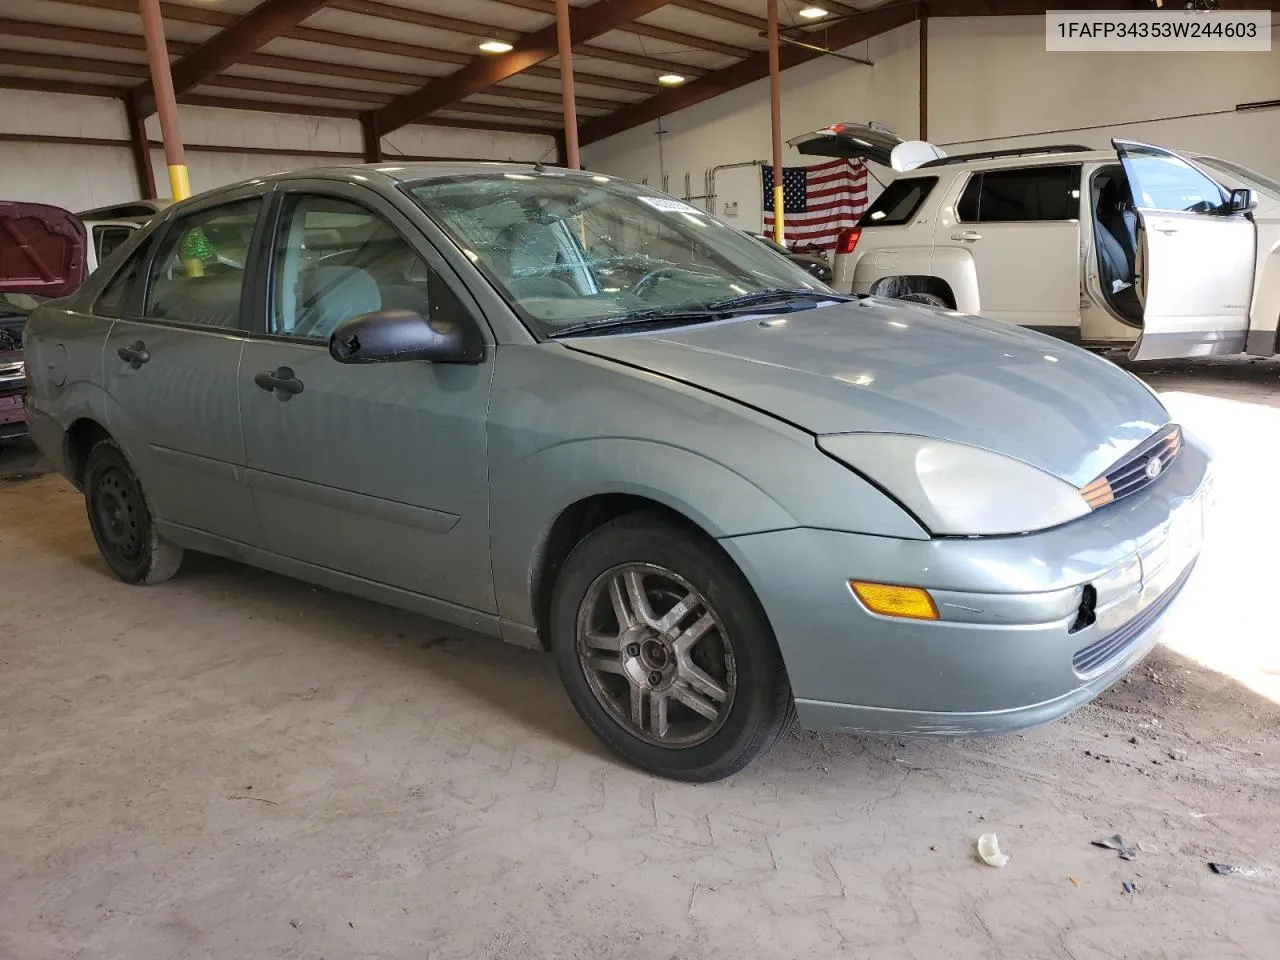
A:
[
  {"xmin": 550, "ymin": 513, "xmax": 794, "ymax": 781},
  {"xmin": 83, "ymin": 439, "xmax": 183, "ymax": 584},
  {"xmin": 898, "ymin": 291, "xmax": 949, "ymax": 308}
]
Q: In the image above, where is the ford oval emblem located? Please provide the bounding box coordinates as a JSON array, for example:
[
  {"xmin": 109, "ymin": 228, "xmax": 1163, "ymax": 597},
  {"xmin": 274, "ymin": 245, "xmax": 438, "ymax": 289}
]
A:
[{"xmin": 1145, "ymin": 456, "xmax": 1164, "ymax": 480}]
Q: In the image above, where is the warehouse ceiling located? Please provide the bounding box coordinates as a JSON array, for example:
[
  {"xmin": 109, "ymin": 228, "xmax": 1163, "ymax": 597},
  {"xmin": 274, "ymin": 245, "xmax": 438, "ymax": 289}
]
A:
[{"xmin": 0, "ymin": 0, "xmax": 1249, "ymax": 142}]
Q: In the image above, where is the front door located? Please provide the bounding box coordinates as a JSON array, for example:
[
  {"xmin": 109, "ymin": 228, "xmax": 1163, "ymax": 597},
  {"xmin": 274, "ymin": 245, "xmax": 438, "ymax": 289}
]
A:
[
  {"xmin": 101, "ymin": 191, "xmax": 267, "ymax": 546},
  {"xmin": 1114, "ymin": 140, "xmax": 1255, "ymax": 360},
  {"xmin": 941, "ymin": 163, "xmax": 1083, "ymax": 335},
  {"xmin": 237, "ymin": 183, "xmax": 496, "ymax": 614}
]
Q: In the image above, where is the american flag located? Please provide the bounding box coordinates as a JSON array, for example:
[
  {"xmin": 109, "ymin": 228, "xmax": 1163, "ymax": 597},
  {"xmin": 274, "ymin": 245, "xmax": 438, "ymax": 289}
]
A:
[{"xmin": 761, "ymin": 158, "xmax": 868, "ymax": 251}]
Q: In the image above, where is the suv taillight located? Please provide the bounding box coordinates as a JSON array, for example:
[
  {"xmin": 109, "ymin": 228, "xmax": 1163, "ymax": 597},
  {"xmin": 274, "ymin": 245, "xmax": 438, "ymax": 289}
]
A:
[{"xmin": 835, "ymin": 228, "xmax": 861, "ymax": 255}]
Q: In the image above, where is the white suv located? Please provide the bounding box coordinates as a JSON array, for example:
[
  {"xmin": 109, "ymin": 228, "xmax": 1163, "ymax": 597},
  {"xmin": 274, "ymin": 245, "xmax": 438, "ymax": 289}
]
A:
[{"xmin": 791, "ymin": 123, "xmax": 1279, "ymax": 360}]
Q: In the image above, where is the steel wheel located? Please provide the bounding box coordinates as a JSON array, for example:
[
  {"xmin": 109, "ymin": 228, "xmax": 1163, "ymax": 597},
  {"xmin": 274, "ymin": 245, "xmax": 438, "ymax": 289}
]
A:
[
  {"xmin": 576, "ymin": 562, "xmax": 736, "ymax": 747},
  {"xmin": 93, "ymin": 467, "xmax": 145, "ymax": 564}
]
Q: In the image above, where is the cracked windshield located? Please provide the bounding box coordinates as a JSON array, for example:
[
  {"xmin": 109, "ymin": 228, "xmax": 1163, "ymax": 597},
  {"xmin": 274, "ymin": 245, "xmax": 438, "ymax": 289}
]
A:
[{"xmin": 408, "ymin": 173, "xmax": 832, "ymax": 337}]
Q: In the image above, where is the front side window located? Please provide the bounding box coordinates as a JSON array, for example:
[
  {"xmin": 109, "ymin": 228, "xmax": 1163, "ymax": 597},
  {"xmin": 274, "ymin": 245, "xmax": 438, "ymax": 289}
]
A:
[
  {"xmin": 144, "ymin": 198, "xmax": 262, "ymax": 329},
  {"xmin": 957, "ymin": 166, "xmax": 1081, "ymax": 222},
  {"xmin": 269, "ymin": 194, "xmax": 467, "ymax": 341},
  {"xmin": 408, "ymin": 173, "xmax": 825, "ymax": 337},
  {"xmin": 1118, "ymin": 144, "xmax": 1228, "ymax": 213}
]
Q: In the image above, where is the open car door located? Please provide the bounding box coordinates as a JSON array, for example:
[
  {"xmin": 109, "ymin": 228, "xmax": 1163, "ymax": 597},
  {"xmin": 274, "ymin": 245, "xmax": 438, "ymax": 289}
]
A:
[
  {"xmin": 1114, "ymin": 140, "xmax": 1254, "ymax": 360},
  {"xmin": 788, "ymin": 122, "xmax": 946, "ymax": 172},
  {"xmin": 0, "ymin": 201, "xmax": 87, "ymax": 297}
]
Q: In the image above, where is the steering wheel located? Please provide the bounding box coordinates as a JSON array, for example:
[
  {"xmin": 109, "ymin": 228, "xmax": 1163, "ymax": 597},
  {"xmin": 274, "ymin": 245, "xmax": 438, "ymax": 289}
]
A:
[{"xmin": 630, "ymin": 265, "xmax": 681, "ymax": 297}]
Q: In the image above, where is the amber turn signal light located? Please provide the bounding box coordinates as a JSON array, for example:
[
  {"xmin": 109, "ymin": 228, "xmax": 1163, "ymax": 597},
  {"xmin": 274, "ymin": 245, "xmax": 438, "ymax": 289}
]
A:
[{"xmin": 848, "ymin": 581, "xmax": 939, "ymax": 620}]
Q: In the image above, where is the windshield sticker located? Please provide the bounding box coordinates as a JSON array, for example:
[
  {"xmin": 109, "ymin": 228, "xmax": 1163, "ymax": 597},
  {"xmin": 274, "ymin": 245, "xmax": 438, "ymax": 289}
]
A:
[{"xmin": 637, "ymin": 196, "xmax": 705, "ymax": 214}]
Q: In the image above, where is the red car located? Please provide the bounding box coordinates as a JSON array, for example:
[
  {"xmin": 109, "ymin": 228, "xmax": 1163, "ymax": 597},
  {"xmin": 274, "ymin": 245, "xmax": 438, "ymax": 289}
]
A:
[{"xmin": 0, "ymin": 202, "xmax": 86, "ymax": 441}]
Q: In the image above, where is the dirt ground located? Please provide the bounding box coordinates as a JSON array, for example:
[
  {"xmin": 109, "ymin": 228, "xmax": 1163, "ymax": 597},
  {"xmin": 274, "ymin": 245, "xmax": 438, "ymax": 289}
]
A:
[{"xmin": 1, "ymin": 359, "xmax": 1278, "ymax": 960}]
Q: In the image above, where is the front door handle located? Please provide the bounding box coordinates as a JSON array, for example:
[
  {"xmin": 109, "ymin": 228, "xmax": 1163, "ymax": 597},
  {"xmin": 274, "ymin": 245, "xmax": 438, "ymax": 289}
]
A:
[
  {"xmin": 1155, "ymin": 227, "xmax": 1178, "ymax": 235},
  {"xmin": 951, "ymin": 230, "xmax": 982, "ymax": 242},
  {"xmin": 116, "ymin": 341, "xmax": 150, "ymax": 369},
  {"xmin": 254, "ymin": 366, "xmax": 304, "ymax": 400}
]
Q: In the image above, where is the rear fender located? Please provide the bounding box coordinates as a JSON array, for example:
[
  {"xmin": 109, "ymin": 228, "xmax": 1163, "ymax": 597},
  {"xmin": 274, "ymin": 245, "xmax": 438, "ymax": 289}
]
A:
[{"xmin": 928, "ymin": 247, "xmax": 981, "ymax": 314}]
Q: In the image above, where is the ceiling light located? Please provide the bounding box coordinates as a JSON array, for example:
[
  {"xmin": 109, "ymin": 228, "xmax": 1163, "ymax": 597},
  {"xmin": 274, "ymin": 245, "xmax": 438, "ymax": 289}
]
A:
[
  {"xmin": 479, "ymin": 40, "xmax": 513, "ymax": 54},
  {"xmin": 798, "ymin": 6, "xmax": 829, "ymax": 18},
  {"xmin": 657, "ymin": 73, "xmax": 685, "ymax": 86}
]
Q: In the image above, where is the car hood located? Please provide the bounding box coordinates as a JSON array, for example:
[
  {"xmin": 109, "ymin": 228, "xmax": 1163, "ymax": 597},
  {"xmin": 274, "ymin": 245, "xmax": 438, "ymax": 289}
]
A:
[
  {"xmin": 561, "ymin": 298, "xmax": 1169, "ymax": 487},
  {"xmin": 0, "ymin": 201, "xmax": 86, "ymax": 298}
]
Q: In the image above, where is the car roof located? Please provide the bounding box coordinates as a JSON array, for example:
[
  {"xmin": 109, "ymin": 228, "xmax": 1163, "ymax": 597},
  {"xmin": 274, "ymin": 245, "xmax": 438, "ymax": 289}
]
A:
[
  {"xmin": 189, "ymin": 161, "xmax": 576, "ymax": 198},
  {"xmin": 915, "ymin": 148, "xmax": 1116, "ymax": 175}
]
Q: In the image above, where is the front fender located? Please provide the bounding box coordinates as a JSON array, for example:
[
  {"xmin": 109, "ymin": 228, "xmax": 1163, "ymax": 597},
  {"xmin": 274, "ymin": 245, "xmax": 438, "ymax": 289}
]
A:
[
  {"xmin": 1247, "ymin": 231, "xmax": 1280, "ymax": 355},
  {"xmin": 489, "ymin": 437, "xmax": 797, "ymax": 628}
]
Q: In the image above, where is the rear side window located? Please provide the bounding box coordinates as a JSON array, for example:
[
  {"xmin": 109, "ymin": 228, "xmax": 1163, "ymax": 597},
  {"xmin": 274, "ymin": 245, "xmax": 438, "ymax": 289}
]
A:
[
  {"xmin": 93, "ymin": 224, "xmax": 135, "ymax": 263},
  {"xmin": 143, "ymin": 198, "xmax": 262, "ymax": 330},
  {"xmin": 860, "ymin": 177, "xmax": 938, "ymax": 227},
  {"xmin": 957, "ymin": 165, "xmax": 1081, "ymax": 222}
]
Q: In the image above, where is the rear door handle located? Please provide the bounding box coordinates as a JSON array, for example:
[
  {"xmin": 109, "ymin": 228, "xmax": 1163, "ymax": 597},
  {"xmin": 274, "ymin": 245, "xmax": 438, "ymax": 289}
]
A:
[
  {"xmin": 254, "ymin": 366, "xmax": 304, "ymax": 400},
  {"xmin": 1155, "ymin": 227, "xmax": 1178, "ymax": 235},
  {"xmin": 116, "ymin": 341, "xmax": 150, "ymax": 369},
  {"xmin": 951, "ymin": 230, "xmax": 982, "ymax": 242}
]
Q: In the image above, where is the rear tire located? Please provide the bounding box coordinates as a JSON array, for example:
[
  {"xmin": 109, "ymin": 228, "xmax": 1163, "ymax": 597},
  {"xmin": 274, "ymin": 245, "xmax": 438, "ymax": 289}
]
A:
[
  {"xmin": 550, "ymin": 512, "xmax": 794, "ymax": 781},
  {"xmin": 83, "ymin": 439, "xmax": 183, "ymax": 585},
  {"xmin": 898, "ymin": 291, "xmax": 949, "ymax": 308}
]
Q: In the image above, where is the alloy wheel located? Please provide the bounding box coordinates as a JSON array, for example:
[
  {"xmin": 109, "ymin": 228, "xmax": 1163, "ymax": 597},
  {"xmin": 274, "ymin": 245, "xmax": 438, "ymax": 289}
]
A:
[{"xmin": 575, "ymin": 563, "xmax": 736, "ymax": 747}]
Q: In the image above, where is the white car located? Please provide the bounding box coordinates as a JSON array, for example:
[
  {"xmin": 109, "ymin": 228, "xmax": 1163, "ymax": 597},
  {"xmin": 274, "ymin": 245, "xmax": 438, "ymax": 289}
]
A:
[{"xmin": 794, "ymin": 123, "xmax": 1277, "ymax": 360}]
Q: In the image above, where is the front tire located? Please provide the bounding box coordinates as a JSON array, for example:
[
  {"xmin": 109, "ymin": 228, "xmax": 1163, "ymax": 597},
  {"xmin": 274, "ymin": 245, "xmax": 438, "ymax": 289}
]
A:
[
  {"xmin": 550, "ymin": 513, "xmax": 793, "ymax": 781},
  {"xmin": 83, "ymin": 439, "xmax": 183, "ymax": 585}
]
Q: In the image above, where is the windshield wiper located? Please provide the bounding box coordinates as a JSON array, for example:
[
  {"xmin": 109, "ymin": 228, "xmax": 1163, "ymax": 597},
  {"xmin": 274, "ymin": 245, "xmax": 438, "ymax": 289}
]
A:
[
  {"xmin": 549, "ymin": 288, "xmax": 855, "ymax": 339},
  {"xmin": 705, "ymin": 287, "xmax": 853, "ymax": 311},
  {"xmin": 548, "ymin": 309, "xmax": 719, "ymax": 339}
]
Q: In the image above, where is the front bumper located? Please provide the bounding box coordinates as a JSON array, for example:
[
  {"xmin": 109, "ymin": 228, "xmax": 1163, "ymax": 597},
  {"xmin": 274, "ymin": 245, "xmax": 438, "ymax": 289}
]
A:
[{"xmin": 719, "ymin": 433, "xmax": 1211, "ymax": 737}]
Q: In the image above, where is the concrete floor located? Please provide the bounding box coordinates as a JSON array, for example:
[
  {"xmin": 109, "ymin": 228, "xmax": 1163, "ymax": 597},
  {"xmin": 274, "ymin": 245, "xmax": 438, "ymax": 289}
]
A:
[{"xmin": 2, "ymin": 360, "xmax": 1279, "ymax": 960}]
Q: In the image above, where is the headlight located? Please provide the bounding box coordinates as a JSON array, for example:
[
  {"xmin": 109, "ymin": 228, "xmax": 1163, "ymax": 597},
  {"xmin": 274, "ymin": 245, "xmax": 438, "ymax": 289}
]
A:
[{"xmin": 819, "ymin": 434, "xmax": 1090, "ymax": 536}]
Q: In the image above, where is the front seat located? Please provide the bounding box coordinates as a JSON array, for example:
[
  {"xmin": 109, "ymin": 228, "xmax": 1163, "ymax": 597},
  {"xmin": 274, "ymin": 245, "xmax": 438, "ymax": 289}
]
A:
[
  {"xmin": 1094, "ymin": 181, "xmax": 1142, "ymax": 321},
  {"xmin": 295, "ymin": 265, "xmax": 382, "ymax": 339}
]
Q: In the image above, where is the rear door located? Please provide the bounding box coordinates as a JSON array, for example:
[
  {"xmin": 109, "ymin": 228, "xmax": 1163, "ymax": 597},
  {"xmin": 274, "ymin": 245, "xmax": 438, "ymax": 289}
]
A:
[
  {"xmin": 1114, "ymin": 139, "xmax": 1254, "ymax": 360},
  {"xmin": 102, "ymin": 188, "xmax": 268, "ymax": 546},
  {"xmin": 941, "ymin": 164, "xmax": 1083, "ymax": 333}
]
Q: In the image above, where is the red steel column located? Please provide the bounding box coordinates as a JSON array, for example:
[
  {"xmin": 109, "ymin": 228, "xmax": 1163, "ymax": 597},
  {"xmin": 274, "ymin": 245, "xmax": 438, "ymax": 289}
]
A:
[
  {"xmin": 555, "ymin": 0, "xmax": 580, "ymax": 168},
  {"xmin": 137, "ymin": 0, "xmax": 191, "ymax": 200},
  {"xmin": 767, "ymin": 0, "xmax": 783, "ymax": 243}
]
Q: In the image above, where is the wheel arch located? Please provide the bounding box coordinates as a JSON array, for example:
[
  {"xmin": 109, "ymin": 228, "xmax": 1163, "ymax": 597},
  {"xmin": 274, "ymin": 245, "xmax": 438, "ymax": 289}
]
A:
[{"xmin": 868, "ymin": 274, "xmax": 959, "ymax": 308}]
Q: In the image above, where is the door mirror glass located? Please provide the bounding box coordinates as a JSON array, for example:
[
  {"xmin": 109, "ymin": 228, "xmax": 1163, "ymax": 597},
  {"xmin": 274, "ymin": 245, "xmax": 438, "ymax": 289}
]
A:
[
  {"xmin": 329, "ymin": 309, "xmax": 482, "ymax": 364},
  {"xmin": 1229, "ymin": 187, "xmax": 1257, "ymax": 213}
]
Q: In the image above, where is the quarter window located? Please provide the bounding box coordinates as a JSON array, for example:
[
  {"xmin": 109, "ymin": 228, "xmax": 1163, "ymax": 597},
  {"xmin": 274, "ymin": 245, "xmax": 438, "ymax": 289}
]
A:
[
  {"xmin": 93, "ymin": 224, "xmax": 136, "ymax": 264},
  {"xmin": 957, "ymin": 165, "xmax": 1081, "ymax": 222},
  {"xmin": 859, "ymin": 177, "xmax": 938, "ymax": 227},
  {"xmin": 144, "ymin": 198, "xmax": 262, "ymax": 329},
  {"xmin": 269, "ymin": 193, "xmax": 466, "ymax": 341},
  {"xmin": 95, "ymin": 245, "xmax": 147, "ymax": 319}
]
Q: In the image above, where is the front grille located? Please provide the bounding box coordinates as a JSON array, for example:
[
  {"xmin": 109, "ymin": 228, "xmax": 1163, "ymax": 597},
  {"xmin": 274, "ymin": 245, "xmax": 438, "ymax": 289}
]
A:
[
  {"xmin": 1081, "ymin": 425, "xmax": 1182, "ymax": 510},
  {"xmin": 1071, "ymin": 561, "xmax": 1194, "ymax": 675}
]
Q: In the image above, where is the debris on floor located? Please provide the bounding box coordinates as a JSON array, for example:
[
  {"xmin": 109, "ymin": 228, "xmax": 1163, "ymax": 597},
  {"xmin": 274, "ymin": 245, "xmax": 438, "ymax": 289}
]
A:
[
  {"xmin": 977, "ymin": 833, "xmax": 1009, "ymax": 868},
  {"xmin": 1122, "ymin": 881, "xmax": 1137, "ymax": 895},
  {"xmin": 1092, "ymin": 834, "xmax": 1139, "ymax": 860},
  {"xmin": 1209, "ymin": 862, "xmax": 1241, "ymax": 876}
]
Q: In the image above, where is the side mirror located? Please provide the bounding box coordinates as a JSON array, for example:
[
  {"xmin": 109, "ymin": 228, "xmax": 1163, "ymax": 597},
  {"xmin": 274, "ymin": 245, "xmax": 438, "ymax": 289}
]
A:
[
  {"xmin": 1229, "ymin": 187, "xmax": 1257, "ymax": 213},
  {"xmin": 329, "ymin": 309, "xmax": 483, "ymax": 364}
]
